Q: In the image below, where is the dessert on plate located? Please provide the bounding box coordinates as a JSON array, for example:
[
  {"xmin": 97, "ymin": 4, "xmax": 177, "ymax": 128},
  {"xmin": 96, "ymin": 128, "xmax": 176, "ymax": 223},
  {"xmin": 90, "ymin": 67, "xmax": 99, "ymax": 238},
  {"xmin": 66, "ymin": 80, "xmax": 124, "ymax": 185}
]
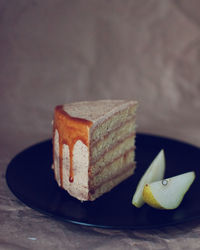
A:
[{"xmin": 52, "ymin": 100, "xmax": 138, "ymax": 201}]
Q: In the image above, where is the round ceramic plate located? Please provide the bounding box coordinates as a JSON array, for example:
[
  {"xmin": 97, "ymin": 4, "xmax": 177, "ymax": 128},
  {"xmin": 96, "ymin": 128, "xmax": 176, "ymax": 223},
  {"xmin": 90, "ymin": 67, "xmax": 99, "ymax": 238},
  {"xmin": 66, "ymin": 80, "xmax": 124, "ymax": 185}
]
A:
[{"xmin": 6, "ymin": 133, "xmax": 200, "ymax": 229}]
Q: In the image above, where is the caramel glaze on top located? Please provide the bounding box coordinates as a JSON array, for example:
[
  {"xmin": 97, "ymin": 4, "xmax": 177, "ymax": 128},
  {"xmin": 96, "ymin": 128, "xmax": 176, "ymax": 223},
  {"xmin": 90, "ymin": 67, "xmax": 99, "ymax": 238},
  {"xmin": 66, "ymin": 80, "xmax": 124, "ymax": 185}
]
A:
[{"xmin": 53, "ymin": 105, "xmax": 92, "ymax": 186}]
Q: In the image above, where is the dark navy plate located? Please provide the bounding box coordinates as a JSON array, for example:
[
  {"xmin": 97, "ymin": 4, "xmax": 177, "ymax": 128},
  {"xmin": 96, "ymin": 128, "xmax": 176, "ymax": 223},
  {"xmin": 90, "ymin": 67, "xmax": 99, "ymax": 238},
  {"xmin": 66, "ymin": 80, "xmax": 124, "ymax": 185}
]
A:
[{"xmin": 6, "ymin": 133, "xmax": 200, "ymax": 229}]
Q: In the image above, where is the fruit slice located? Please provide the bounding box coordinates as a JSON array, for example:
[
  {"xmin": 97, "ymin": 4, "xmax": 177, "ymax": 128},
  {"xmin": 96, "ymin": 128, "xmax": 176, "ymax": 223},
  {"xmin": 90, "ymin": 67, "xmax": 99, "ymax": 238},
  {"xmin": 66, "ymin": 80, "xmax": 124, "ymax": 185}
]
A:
[
  {"xmin": 132, "ymin": 149, "xmax": 165, "ymax": 208},
  {"xmin": 143, "ymin": 171, "xmax": 195, "ymax": 209}
]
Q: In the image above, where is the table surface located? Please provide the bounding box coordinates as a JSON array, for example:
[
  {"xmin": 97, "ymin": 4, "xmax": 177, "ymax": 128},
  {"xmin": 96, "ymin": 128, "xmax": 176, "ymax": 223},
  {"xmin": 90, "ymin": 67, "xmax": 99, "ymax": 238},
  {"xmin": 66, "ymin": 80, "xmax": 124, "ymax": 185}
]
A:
[{"xmin": 1, "ymin": 0, "xmax": 200, "ymax": 249}]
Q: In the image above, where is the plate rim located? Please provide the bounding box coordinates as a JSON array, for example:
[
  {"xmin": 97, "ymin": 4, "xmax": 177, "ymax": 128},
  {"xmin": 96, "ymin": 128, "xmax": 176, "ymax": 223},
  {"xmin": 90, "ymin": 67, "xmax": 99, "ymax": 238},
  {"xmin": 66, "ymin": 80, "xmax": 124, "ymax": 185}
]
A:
[{"xmin": 6, "ymin": 132, "xmax": 200, "ymax": 230}]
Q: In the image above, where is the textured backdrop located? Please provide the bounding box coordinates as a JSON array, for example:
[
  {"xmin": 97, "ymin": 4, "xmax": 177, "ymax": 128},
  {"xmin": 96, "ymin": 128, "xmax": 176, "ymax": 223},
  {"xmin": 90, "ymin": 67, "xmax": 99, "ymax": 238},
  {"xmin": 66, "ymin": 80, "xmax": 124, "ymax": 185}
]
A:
[{"xmin": 1, "ymin": 1, "xmax": 200, "ymax": 249}]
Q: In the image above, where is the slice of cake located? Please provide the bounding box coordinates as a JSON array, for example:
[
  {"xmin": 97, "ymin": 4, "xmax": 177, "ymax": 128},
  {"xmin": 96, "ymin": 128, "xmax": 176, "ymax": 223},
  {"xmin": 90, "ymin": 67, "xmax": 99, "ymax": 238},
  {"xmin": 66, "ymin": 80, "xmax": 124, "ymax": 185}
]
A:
[{"xmin": 52, "ymin": 100, "xmax": 138, "ymax": 201}]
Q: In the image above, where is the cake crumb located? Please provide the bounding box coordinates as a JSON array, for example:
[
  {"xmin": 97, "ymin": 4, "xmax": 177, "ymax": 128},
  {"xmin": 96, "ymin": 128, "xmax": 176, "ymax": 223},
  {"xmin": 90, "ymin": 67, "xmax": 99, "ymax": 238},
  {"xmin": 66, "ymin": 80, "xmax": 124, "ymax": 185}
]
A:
[{"xmin": 28, "ymin": 237, "xmax": 37, "ymax": 241}]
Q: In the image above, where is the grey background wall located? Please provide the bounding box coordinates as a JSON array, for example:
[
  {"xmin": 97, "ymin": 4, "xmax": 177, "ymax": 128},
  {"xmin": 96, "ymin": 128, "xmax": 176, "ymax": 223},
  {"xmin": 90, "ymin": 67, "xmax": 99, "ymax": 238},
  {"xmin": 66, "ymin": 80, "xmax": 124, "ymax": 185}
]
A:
[{"xmin": 1, "ymin": 0, "xmax": 200, "ymax": 157}]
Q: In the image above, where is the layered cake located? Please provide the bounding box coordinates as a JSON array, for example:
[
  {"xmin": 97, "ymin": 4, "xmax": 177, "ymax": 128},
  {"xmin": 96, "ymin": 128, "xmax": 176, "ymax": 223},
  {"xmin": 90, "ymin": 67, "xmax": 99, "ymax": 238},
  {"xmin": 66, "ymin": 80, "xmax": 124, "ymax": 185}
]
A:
[{"xmin": 52, "ymin": 100, "xmax": 138, "ymax": 201}]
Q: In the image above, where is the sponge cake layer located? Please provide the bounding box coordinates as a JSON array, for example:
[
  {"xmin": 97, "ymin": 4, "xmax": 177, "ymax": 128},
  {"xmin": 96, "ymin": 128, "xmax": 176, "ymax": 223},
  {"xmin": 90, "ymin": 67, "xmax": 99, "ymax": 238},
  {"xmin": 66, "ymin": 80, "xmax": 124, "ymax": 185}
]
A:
[{"xmin": 53, "ymin": 100, "xmax": 138, "ymax": 201}]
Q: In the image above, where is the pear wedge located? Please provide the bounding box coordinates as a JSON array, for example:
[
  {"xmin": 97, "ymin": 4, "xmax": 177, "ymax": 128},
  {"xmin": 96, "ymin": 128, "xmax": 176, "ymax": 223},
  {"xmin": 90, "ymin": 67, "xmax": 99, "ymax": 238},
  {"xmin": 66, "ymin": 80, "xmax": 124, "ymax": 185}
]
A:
[
  {"xmin": 143, "ymin": 171, "xmax": 195, "ymax": 209},
  {"xmin": 132, "ymin": 149, "xmax": 165, "ymax": 208}
]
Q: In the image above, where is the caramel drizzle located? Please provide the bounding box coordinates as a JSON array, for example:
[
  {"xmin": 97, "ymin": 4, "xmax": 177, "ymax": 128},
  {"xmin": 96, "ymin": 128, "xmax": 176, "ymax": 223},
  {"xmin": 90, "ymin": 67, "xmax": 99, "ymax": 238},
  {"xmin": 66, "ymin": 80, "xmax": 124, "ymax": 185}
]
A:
[{"xmin": 53, "ymin": 105, "xmax": 92, "ymax": 186}]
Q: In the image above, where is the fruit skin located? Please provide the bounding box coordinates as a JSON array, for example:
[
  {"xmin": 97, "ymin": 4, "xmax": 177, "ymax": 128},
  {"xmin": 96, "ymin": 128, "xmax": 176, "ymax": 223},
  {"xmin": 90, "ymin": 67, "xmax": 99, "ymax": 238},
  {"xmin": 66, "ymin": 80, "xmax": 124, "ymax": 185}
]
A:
[
  {"xmin": 142, "ymin": 171, "xmax": 196, "ymax": 210},
  {"xmin": 142, "ymin": 184, "xmax": 163, "ymax": 209},
  {"xmin": 132, "ymin": 149, "xmax": 165, "ymax": 208}
]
